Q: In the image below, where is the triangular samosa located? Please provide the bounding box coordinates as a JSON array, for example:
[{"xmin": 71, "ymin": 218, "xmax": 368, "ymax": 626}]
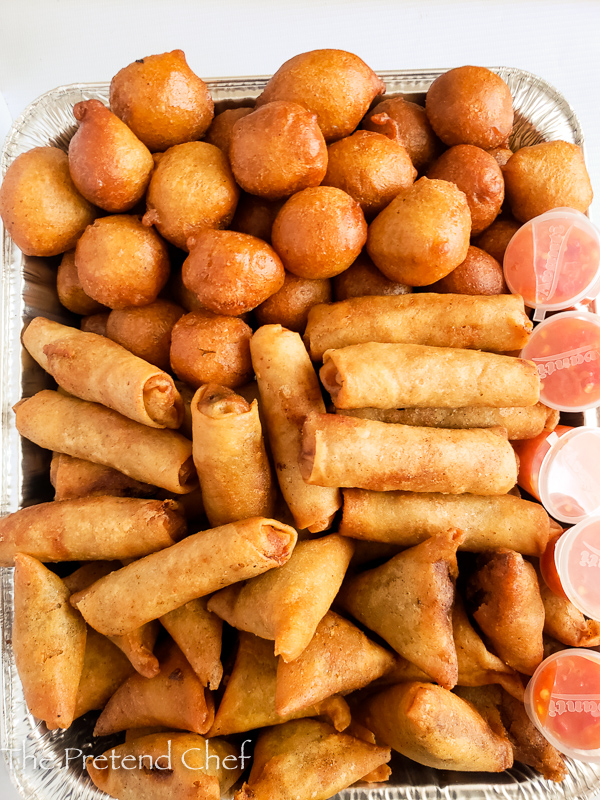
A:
[{"xmin": 160, "ymin": 598, "xmax": 223, "ymax": 689}]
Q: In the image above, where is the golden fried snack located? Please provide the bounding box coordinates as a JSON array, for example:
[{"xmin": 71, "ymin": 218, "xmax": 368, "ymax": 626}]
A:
[
  {"xmin": 24, "ymin": 317, "xmax": 184, "ymax": 428},
  {"xmin": 427, "ymin": 145, "xmax": 504, "ymax": 234},
  {"xmin": 231, "ymin": 193, "xmax": 283, "ymax": 243},
  {"xmin": 0, "ymin": 147, "xmax": 96, "ymax": 257},
  {"xmin": 205, "ymin": 106, "xmax": 253, "ymax": 154},
  {"xmin": 367, "ymin": 177, "xmax": 471, "ymax": 285},
  {"xmin": 80, "ymin": 311, "xmax": 109, "ymax": 335},
  {"xmin": 467, "ymin": 550, "xmax": 545, "ymax": 675},
  {"xmin": 57, "ymin": 250, "xmax": 105, "ymax": 315},
  {"xmin": 256, "ymin": 49, "xmax": 385, "ymax": 142},
  {"xmin": 160, "ymin": 598, "xmax": 223, "ymax": 690},
  {"xmin": 183, "ymin": 229, "xmax": 285, "ymax": 315},
  {"xmin": 357, "ymin": 682, "xmax": 513, "ymax": 772},
  {"xmin": 488, "ymin": 146, "xmax": 514, "ymax": 167},
  {"xmin": 143, "ymin": 142, "xmax": 239, "ymax": 250},
  {"xmin": 429, "ymin": 245, "xmax": 507, "ymax": 295},
  {"xmin": 106, "ymin": 300, "xmax": 184, "ymax": 371},
  {"xmin": 271, "ymin": 186, "xmax": 367, "ymax": 279},
  {"xmin": 94, "ymin": 641, "xmax": 214, "ymax": 736},
  {"xmin": 191, "ymin": 384, "xmax": 274, "ymax": 526},
  {"xmin": 110, "ymin": 50, "xmax": 214, "ymax": 152},
  {"xmin": 13, "ymin": 554, "xmax": 87, "ymax": 730},
  {"xmin": 339, "ymin": 531, "xmax": 461, "ymax": 688},
  {"xmin": 275, "ymin": 611, "xmax": 395, "ymax": 715},
  {"xmin": 363, "ymin": 95, "xmax": 442, "ymax": 171},
  {"xmin": 74, "ymin": 627, "xmax": 135, "ymax": 719},
  {"xmin": 51, "ymin": 454, "xmax": 155, "ymax": 500},
  {"xmin": 473, "ymin": 217, "xmax": 521, "ymax": 263},
  {"xmin": 332, "ymin": 252, "xmax": 411, "ymax": 300},
  {"xmin": 322, "ymin": 131, "xmax": 416, "ymax": 218},
  {"xmin": 14, "ymin": 391, "xmax": 196, "ymax": 494},
  {"xmin": 68, "ymin": 99, "xmax": 153, "ymax": 212},
  {"xmin": 250, "ymin": 325, "xmax": 341, "ymax": 531},
  {"xmin": 304, "ymin": 293, "xmax": 532, "ymax": 359},
  {"xmin": 71, "ymin": 517, "xmax": 297, "ymax": 636},
  {"xmin": 229, "ymin": 101, "xmax": 327, "ymax": 200},
  {"xmin": 108, "ymin": 621, "xmax": 161, "ymax": 679},
  {"xmin": 170, "ymin": 311, "xmax": 253, "ymax": 389},
  {"xmin": 208, "ymin": 535, "xmax": 354, "ymax": 661},
  {"xmin": 536, "ymin": 564, "xmax": 600, "ymax": 647},
  {"xmin": 426, "ymin": 66, "xmax": 513, "ymax": 149},
  {"xmin": 75, "ymin": 215, "xmax": 170, "ymax": 308},
  {"xmin": 503, "ymin": 140, "xmax": 593, "ymax": 221},
  {"xmin": 255, "ymin": 272, "xmax": 332, "ymax": 333},
  {"xmin": 300, "ymin": 414, "xmax": 518, "ymax": 495},
  {"xmin": 321, "ymin": 343, "xmax": 540, "ymax": 409}
]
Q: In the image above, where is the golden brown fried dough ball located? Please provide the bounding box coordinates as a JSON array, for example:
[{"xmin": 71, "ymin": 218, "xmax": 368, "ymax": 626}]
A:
[
  {"xmin": 68, "ymin": 99, "xmax": 153, "ymax": 213},
  {"xmin": 109, "ymin": 50, "xmax": 214, "ymax": 152},
  {"xmin": 271, "ymin": 186, "xmax": 367, "ymax": 279},
  {"xmin": 333, "ymin": 252, "xmax": 412, "ymax": 300},
  {"xmin": 204, "ymin": 107, "xmax": 253, "ymax": 155},
  {"xmin": 229, "ymin": 102, "xmax": 327, "ymax": 201},
  {"xmin": 231, "ymin": 193, "xmax": 284, "ymax": 243},
  {"xmin": 362, "ymin": 96, "xmax": 443, "ymax": 172},
  {"xmin": 75, "ymin": 215, "xmax": 170, "ymax": 309},
  {"xmin": 367, "ymin": 177, "xmax": 471, "ymax": 286},
  {"xmin": 428, "ymin": 245, "xmax": 507, "ymax": 295},
  {"xmin": 106, "ymin": 300, "xmax": 185, "ymax": 370},
  {"xmin": 472, "ymin": 217, "xmax": 521, "ymax": 264},
  {"xmin": 170, "ymin": 311, "xmax": 253, "ymax": 389},
  {"xmin": 81, "ymin": 312, "xmax": 109, "ymax": 336},
  {"xmin": 182, "ymin": 229, "xmax": 285, "ymax": 316},
  {"xmin": 256, "ymin": 49, "xmax": 385, "ymax": 142},
  {"xmin": 143, "ymin": 142, "xmax": 239, "ymax": 251},
  {"xmin": 426, "ymin": 66, "xmax": 513, "ymax": 149},
  {"xmin": 322, "ymin": 131, "xmax": 417, "ymax": 219},
  {"xmin": 427, "ymin": 144, "xmax": 504, "ymax": 235},
  {"xmin": 57, "ymin": 249, "xmax": 106, "ymax": 315},
  {"xmin": 503, "ymin": 140, "xmax": 593, "ymax": 222},
  {"xmin": 487, "ymin": 147, "xmax": 513, "ymax": 168},
  {"xmin": 0, "ymin": 147, "xmax": 96, "ymax": 257},
  {"xmin": 254, "ymin": 271, "xmax": 331, "ymax": 333}
]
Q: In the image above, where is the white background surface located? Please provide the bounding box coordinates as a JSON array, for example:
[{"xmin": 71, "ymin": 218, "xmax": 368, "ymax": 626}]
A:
[{"xmin": 1, "ymin": 1, "xmax": 600, "ymax": 798}]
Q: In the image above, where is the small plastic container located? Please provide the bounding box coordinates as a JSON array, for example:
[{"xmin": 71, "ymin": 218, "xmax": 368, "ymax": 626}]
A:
[
  {"xmin": 524, "ymin": 649, "xmax": 600, "ymax": 764},
  {"xmin": 504, "ymin": 207, "xmax": 600, "ymax": 320},
  {"xmin": 549, "ymin": 516, "xmax": 600, "ymax": 620},
  {"xmin": 520, "ymin": 310, "xmax": 600, "ymax": 412},
  {"xmin": 513, "ymin": 425, "xmax": 600, "ymax": 524}
]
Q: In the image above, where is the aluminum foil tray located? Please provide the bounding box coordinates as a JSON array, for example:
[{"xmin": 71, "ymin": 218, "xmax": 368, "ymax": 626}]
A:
[{"xmin": 1, "ymin": 67, "xmax": 599, "ymax": 800}]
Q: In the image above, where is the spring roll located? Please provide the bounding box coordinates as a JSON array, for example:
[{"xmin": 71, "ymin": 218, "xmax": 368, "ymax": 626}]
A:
[
  {"xmin": 15, "ymin": 390, "xmax": 197, "ymax": 494},
  {"xmin": 250, "ymin": 324, "xmax": 341, "ymax": 532},
  {"xmin": 74, "ymin": 628, "xmax": 135, "ymax": 720},
  {"xmin": 339, "ymin": 403, "xmax": 559, "ymax": 440},
  {"xmin": 301, "ymin": 413, "xmax": 518, "ymax": 495},
  {"xmin": 23, "ymin": 317, "xmax": 184, "ymax": 428},
  {"xmin": 160, "ymin": 598, "xmax": 223, "ymax": 690},
  {"xmin": 304, "ymin": 294, "xmax": 532, "ymax": 360},
  {"xmin": 50, "ymin": 453, "xmax": 155, "ymax": 500},
  {"xmin": 71, "ymin": 517, "xmax": 297, "ymax": 637},
  {"xmin": 0, "ymin": 497, "xmax": 185, "ymax": 566},
  {"xmin": 339, "ymin": 491, "xmax": 551, "ymax": 556},
  {"xmin": 191, "ymin": 384, "xmax": 274, "ymax": 526}
]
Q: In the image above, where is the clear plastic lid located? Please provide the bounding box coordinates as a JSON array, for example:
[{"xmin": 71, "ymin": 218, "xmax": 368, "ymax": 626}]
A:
[
  {"xmin": 554, "ymin": 516, "xmax": 600, "ymax": 621},
  {"xmin": 503, "ymin": 208, "xmax": 600, "ymax": 319},
  {"xmin": 524, "ymin": 649, "xmax": 600, "ymax": 763},
  {"xmin": 520, "ymin": 311, "xmax": 600, "ymax": 412}
]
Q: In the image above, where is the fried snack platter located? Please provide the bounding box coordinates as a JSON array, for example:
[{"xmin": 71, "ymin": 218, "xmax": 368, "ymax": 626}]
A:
[{"xmin": 1, "ymin": 65, "xmax": 599, "ymax": 800}]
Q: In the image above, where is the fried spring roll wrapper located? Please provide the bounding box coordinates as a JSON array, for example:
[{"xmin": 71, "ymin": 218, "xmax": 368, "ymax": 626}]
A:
[
  {"xmin": 356, "ymin": 682, "xmax": 513, "ymax": 772},
  {"xmin": 536, "ymin": 564, "xmax": 600, "ymax": 647},
  {"xmin": 340, "ymin": 490, "xmax": 551, "ymax": 556},
  {"xmin": 236, "ymin": 719, "xmax": 391, "ymax": 800},
  {"xmin": 275, "ymin": 611, "xmax": 395, "ymax": 716},
  {"xmin": 208, "ymin": 632, "xmax": 350, "ymax": 737},
  {"xmin": 208, "ymin": 535, "xmax": 354, "ymax": 662},
  {"xmin": 339, "ymin": 531, "xmax": 462, "ymax": 688},
  {"xmin": 250, "ymin": 325, "xmax": 341, "ymax": 532},
  {"xmin": 339, "ymin": 403, "xmax": 559, "ymax": 440},
  {"xmin": 15, "ymin": 391, "xmax": 197, "ymax": 494},
  {"xmin": 160, "ymin": 598, "xmax": 223, "ymax": 690},
  {"xmin": 71, "ymin": 517, "xmax": 297, "ymax": 637},
  {"xmin": 50, "ymin": 453, "xmax": 155, "ymax": 500},
  {"xmin": 467, "ymin": 550, "xmax": 545, "ymax": 675},
  {"xmin": 0, "ymin": 496, "xmax": 185, "ymax": 567},
  {"xmin": 23, "ymin": 317, "xmax": 184, "ymax": 429},
  {"xmin": 94, "ymin": 641, "xmax": 214, "ymax": 737},
  {"xmin": 304, "ymin": 294, "xmax": 532, "ymax": 360},
  {"xmin": 191, "ymin": 384, "xmax": 274, "ymax": 526},
  {"xmin": 13, "ymin": 554, "xmax": 87, "ymax": 730},
  {"xmin": 345, "ymin": 721, "xmax": 392, "ymax": 783},
  {"xmin": 74, "ymin": 627, "xmax": 135, "ymax": 719},
  {"xmin": 301, "ymin": 413, "xmax": 518, "ymax": 495},
  {"xmin": 322, "ymin": 343, "xmax": 540, "ymax": 410}
]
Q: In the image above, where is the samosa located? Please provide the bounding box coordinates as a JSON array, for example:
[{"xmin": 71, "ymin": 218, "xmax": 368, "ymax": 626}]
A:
[
  {"xmin": 160, "ymin": 598, "xmax": 223, "ymax": 689},
  {"xmin": 536, "ymin": 563, "xmax": 600, "ymax": 647},
  {"xmin": 74, "ymin": 627, "xmax": 135, "ymax": 719}
]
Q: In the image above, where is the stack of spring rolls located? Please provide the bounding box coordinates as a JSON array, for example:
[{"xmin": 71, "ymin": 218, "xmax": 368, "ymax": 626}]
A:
[{"xmin": 5, "ymin": 293, "xmax": 588, "ymax": 800}]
